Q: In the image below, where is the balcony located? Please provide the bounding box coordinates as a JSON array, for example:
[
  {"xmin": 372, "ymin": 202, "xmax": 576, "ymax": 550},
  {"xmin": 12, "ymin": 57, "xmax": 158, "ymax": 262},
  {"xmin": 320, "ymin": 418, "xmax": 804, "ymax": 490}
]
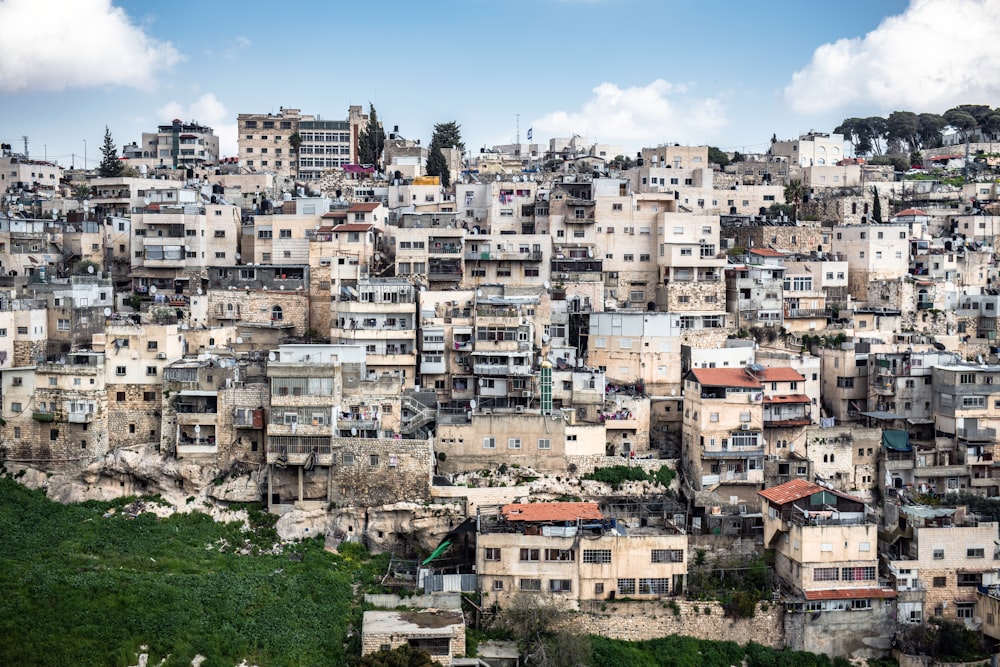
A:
[
  {"xmin": 474, "ymin": 363, "xmax": 532, "ymax": 376},
  {"xmin": 66, "ymin": 411, "xmax": 94, "ymax": 424},
  {"xmin": 871, "ymin": 379, "xmax": 895, "ymax": 396},
  {"xmin": 266, "ymin": 438, "xmax": 334, "ymax": 466},
  {"xmin": 784, "ymin": 308, "xmax": 827, "ymax": 318},
  {"xmin": 465, "ymin": 250, "xmax": 542, "ymax": 262},
  {"xmin": 917, "ymin": 301, "xmax": 933, "ymax": 310},
  {"xmin": 914, "ymin": 463, "xmax": 968, "ymax": 478},
  {"xmin": 959, "ymin": 426, "xmax": 997, "ymax": 442},
  {"xmin": 32, "ymin": 411, "xmax": 56, "ymax": 422},
  {"xmin": 337, "ymin": 417, "xmax": 379, "ymax": 432}
]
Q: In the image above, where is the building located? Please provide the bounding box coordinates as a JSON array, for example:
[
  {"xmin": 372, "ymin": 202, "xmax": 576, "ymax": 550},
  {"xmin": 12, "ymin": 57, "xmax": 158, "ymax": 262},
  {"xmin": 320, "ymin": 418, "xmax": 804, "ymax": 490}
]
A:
[
  {"xmin": 131, "ymin": 119, "xmax": 221, "ymax": 171},
  {"xmin": 361, "ymin": 610, "xmax": 465, "ymax": 665},
  {"xmin": 760, "ymin": 479, "xmax": 894, "ymax": 657},
  {"xmin": 476, "ymin": 502, "xmax": 687, "ymax": 609}
]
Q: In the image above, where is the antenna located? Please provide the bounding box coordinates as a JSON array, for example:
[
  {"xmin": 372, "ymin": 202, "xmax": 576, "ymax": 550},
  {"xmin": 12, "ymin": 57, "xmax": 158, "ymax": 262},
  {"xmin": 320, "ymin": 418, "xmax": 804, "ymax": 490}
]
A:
[{"xmin": 22, "ymin": 135, "xmax": 28, "ymax": 159}]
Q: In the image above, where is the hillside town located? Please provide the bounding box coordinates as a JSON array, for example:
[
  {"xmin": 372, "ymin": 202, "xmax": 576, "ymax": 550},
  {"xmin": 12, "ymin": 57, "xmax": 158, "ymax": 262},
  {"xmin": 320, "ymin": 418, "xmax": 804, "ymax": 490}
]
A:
[{"xmin": 6, "ymin": 104, "xmax": 1000, "ymax": 665}]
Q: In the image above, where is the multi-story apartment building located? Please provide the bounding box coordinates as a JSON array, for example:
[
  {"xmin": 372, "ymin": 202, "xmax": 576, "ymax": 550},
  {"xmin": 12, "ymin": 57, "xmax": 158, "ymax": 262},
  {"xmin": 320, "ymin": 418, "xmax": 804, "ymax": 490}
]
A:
[
  {"xmin": 654, "ymin": 212, "xmax": 727, "ymax": 315},
  {"xmin": 726, "ymin": 260, "xmax": 786, "ymax": 330},
  {"xmin": 884, "ymin": 503, "xmax": 998, "ymax": 626},
  {"xmin": 330, "ymin": 278, "xmax": 417, "ymax": 389},
  {"xmin": 681, "ymin": 367, "xmax": 765, "ymax": 505},
  {"xmin": 129, "ymin": 119, "xmax": 220, "ymax": 170},
  {"xmin": 817, "ymin": 342, "xmax": 870, "ymax": 422},
  {"xmin": 130, "ymin": 203, "xmax": 241, "ymax": 298},
  {"xmin": 770, "ymin": 132, "xmax": 846, "ymax": 167},
  {"xmin": 237, "ymin": 106, "xmax": 370, "ymax": 181},
  {"xmin": 462, "ymin": 233, "xmax": 550, "ymax": 289},
  {"xmin": 829, "ymin": 223, "xmax": 910, "ymax": 300},
  {"xmin": 760, "ymin": 479, "xmax": 893, "ymax": 657},
  {"xmin": 476, "ymin": 501, "xmax": 688, "ymax": 609}
]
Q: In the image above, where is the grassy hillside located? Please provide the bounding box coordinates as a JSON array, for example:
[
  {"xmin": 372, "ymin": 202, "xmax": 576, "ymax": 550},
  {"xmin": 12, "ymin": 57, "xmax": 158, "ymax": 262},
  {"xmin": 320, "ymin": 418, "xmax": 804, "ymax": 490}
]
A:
[{"xmin": 0, "ymin": 473, "xmax": 376, "ymax": 667}]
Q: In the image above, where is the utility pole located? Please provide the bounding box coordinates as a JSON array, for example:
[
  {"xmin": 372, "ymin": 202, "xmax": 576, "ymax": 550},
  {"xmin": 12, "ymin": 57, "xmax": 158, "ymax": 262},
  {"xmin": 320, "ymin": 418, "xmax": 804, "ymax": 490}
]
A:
[
  {"xmin": 22, "ymin": 135, "xmax": 28, "ymax": 159},
  {"xmin": 515, "ymin": 114, "xmax": 520, "ymax": 158}
]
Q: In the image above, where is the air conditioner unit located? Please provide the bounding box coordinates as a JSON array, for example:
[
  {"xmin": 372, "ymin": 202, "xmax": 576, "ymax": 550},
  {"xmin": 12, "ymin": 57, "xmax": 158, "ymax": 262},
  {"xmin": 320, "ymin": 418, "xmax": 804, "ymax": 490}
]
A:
[
  {"xmin": 482, "ymin": 408, "xmax": 492, "ymax": 415},
  {"xmin": 521, "ymin": 390, "xmax": 531, "ymax": 397},
  {"xmin": 156, "ymin": 352, "xmax": 167, "ymax": 360},
  {"xmin": 740, "ymin": 423, "xmax": 751, "ymax": 430},
  {"xmin": 515, "ymin": 405, "xmax": 525, "ymax": 413}
]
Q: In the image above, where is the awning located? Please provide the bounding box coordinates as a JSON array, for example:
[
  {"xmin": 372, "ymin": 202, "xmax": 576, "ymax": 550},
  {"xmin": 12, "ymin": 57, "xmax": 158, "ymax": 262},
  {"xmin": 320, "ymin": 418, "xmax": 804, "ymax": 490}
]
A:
[
  {"xmin": 906, "ymin": 417, "xmax": 934, "ymax": 425},
  {"xmin": 862, "ymin": 411, "xmax": 905, "ymax": 420},
  {"xmin": 883, "ymin": 429, "xmax": 912, "ymax": 452}
]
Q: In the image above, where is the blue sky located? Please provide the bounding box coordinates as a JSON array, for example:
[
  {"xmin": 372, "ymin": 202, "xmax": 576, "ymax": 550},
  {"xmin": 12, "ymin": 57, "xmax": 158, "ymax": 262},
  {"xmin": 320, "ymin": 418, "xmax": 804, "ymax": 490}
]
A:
[{"xmin": 2, "ymin": 0, "xmax": 998, "ymax": 168}]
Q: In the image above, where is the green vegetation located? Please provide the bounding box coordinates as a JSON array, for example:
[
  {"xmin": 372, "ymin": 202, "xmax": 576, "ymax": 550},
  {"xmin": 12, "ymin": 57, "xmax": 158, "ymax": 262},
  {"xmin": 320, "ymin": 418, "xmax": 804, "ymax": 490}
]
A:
[
  {"xmin": 350, "ymin": 644, "xmax": 435, "ymax": 666},
  {"xmin": 0, "ymin": 473, "xmax": 384, "ymax": 666},
  {"xmin": 707, "ymin": 146, "xmax": 730, "ymax": 169},
  {"xmin": 897, "ymin": 618, "xmax": 988, "ymax": 663},
  {"xmin": 687, "ymin": 555, "xmax": 771, "ymax": 618},
  {"xmin": 590, "ymin": 637, "xmax": 859, "ymax": 667},
  {"xmin": 582, "ymin": 465, "xmax": 675, "ymax": 490}
]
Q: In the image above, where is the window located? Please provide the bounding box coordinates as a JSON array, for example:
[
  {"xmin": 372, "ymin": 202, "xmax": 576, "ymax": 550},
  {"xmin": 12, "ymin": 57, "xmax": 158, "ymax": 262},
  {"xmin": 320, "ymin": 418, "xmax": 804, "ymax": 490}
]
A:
[
  {"xmin": 520, "ymin": 579, "xmax": 541, "ymax": 591},
  {"xmin": 484, "ymin": 548, "xmax": 501, "ymax": 561},
  {"xmin": 583, "ymin": 549, "xmax": 611, "ymax": 564},
  {"xmin": 814, "ymin": 567, "xmax": 839, "ymax": 582},
  {"xmin": 617, "ymin": 579, "xmax": 636, "ymax": 595},
  {"xmin": 549, "ymin": 579, "xmax": 572, "ymax": 593},
  {"xmin": 958, "ymin": 572, "xmax": 982, "ymax": 587},
  {"xmin": 840, "ymin": 566, "xmax": 876, "ymax": 581},
  {"xmin": 147, "ymin": 341, "xmax": 158, "ymax": 351},
  {"xmin": 492, "ymin": 580, "xmax": 504, "ymax": 591},
  {"xmin": 483, "ymin": 437, "xmax": 496, "ymax": 449},
  {"xmin": 933, "ymin": 549, "xmax": 945, "ymax": 559},
  {"xmin": 145, "ymin": 366, "xmax": 157, "ymax": 376},
  {"xmin": 538, "ymin": 438, "xmax": 551, "ymax": 450},
  {"xmin": 10, "ymin": 402, "xmax": 21, "ymax": 413},
  {"xmin": 544, "ymin": 549, "xmax": 574, "ymax": 562},
  {"xmin": 57, "ymin": 318, "xmax": 70, "ymax": 331},
  {"xmin": 143, "ymin": 392, "xmax": 157, "ymax": 402},
  {"xmin": 369, "ymin": 454, "xmax": 380, "ymax": 466},
  {"xmin": 651, "ymin": 549, "xmax": 684, "ymax": 563},
  {"xmin": 116, "ymin": 391, "xmax": 126, "ymax": 402},
  {"xmin": 519, "ymin": 549, "xmax": 540, "ymax": 562},
  {"xmin": 508, "ymin": 437, "xmax": 521, "ymax": 450},
  {"xmin": 50, "ymin": 429, "xmax": 59, "ymax": 441},
  {"xmin": 116, "ymin": 366, "xmax": 127, "ymax": 376},
  {"xmin": 594, "ymin": 583, "xmax": 605, "ymax": 595},
  {"xmin": 639, "ymin": 578, "xmax": 672, "ymax": 595},
  {"xmin": 933, "ymin": 576, "xmax": 947, "ymax": 587},
  {"xmin": 967, "ymin": 547, "xmax": 985, "ymax": 558},
  {"xmin": 957, "ymin": 603, "xmax": 976, "ymax": 619}
]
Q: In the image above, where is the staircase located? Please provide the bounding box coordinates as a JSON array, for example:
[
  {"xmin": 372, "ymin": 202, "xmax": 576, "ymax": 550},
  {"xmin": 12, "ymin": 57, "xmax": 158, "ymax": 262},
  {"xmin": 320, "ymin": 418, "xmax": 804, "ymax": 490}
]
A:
[{"xmin": 401, "ymin": 391, "xmax": 437, "ymax": 436}]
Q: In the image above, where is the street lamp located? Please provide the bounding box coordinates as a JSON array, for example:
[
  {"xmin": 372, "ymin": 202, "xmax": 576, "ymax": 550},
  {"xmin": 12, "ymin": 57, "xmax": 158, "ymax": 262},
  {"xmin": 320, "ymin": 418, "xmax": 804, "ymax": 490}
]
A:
[{"xmin": 82, "ymin": 139, "xmax": 87, "ymax": 170}]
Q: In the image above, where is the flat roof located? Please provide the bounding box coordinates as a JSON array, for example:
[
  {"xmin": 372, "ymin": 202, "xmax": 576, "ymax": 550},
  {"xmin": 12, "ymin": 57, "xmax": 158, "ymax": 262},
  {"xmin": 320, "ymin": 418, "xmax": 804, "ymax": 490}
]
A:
[{"xmin": 689, "ymin": 368, "xmax": 760, "ymax": 389}]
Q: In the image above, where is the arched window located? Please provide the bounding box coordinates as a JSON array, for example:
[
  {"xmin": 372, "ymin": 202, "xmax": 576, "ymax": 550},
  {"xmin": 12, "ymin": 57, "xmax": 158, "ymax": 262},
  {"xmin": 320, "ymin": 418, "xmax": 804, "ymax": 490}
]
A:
[{"xmin": 271, "ymin": 305, "xmax": 283, "ymax": 321}]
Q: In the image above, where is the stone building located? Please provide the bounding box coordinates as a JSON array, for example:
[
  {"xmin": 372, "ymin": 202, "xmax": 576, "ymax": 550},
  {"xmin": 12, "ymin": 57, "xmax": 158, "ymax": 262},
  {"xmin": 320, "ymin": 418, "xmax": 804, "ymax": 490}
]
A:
[
  {"xmin": 329, "ymin": 436, "xmax": 432, "ymax": 507},
  {"xmin": 884, "ymin": 503, "xmax": 998, "ymax": 626},
  {"xmin": 760, "ymin": 479, "xmax": 894, "ymax": 658},
  {"xmin": 476, "ymin": 501, "xmax": 688, "ymax": 609},
  {"xmin": 361, "ymin": 610, "xmax": 465, "ymax": 665}
]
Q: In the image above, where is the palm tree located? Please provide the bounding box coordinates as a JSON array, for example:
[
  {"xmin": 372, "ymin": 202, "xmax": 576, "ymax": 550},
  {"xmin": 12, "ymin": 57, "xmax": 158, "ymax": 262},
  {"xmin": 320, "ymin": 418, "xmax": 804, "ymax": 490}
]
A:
[{"xmin": 783, "ymin": 180, "xmax": 806, "ymax": 221}]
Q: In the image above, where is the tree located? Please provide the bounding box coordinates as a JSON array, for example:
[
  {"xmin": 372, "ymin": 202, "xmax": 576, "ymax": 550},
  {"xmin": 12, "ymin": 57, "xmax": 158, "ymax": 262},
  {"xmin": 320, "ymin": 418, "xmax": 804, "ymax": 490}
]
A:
[
  {"xmin": 98, "ymin": 126, "xmax": 123, "ymax": 177},
  {"xmin": 426, "ymin": 121, "xmax": 464, "ymax": 188},
  {"xmin": 783, "ymin": 180, "xmax": 806, "ymax": 221},
  {"xmin": 350, "ymin": 644, "xmax": 435, "ymax": 667},
  {"xmin": 289, "ymin": 132, "xmax": 302, "ymax": 153},
  {"xmin": 707, "ymin": 146, "xmax": 730, "ymax": 169},
  {"xmin": 835, "ymin": 116, "xmax": 887, "ymax": 156},
  {"xmin": 917, "ymin": 112, "xmax": 947, "ymax": 148},
  {"xmin": 871, "ymin": 186, "xmax": 882, "ymax": 223},
  {"xmin": 358, "ymin": 104, "xmax": 386, "ymax": 171},
  {"xmin": 496, "ymin": 594, "xmax": 591, "ymax": 667},
  {"xmin": 885, "ymin": 110, "xmax": 920, "ymax": 154},
  {"xmin": 945, "ymin": 106, "xmax": 978, "ymax": 143}
]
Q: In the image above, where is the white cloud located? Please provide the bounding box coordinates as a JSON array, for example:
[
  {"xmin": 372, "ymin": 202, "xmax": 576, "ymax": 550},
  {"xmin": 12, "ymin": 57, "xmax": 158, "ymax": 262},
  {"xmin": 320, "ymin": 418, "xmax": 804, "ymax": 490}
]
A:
[
  {"xmin": 530, "ymin": 80, "xmax": 727, "ymax": 150},
  {"xmin": 785, "ymin": 0, "xmax": 1000, "ymax": 114},
  {"xmin": 0, "ymin": 0, "xmax": 179, "ymax": 93},
  {"xmin": 158, "ymin": 94, "xmax": 237, "ymax": 157}
]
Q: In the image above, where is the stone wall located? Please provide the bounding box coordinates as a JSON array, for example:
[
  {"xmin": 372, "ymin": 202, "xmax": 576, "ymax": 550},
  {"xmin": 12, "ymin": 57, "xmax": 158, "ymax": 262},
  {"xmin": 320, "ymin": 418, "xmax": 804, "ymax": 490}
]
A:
[
  {"xmin": 107, "ymin": 383, "xmax": 161, "ymax": 450},
  {"xmin": 205, "ymin": 288, "xmax": 309, "ymax": 336},
  {"xmin": 12, "ymin": 339, "xmax": 45, "ymax": 367},
  {"xmin": 430, "ymin": 484, "xmax": 532, "ymax": 515},
  {"xmin": 216, "ymin": 382, "xmax": 270, "ymax": 468},
  {"xmin": 785, "ymin": 602, "xmax": 895, "ymax": 658},
  {"xmin": 330, "ymin": 437, "xmax": 433, "ymax": 507},
  {"xmin": 566, "ymin": 455, "xmax": 672, "ymax": 476},
  {"xmin": 559, "ymin": 599, "xmax": 782, "ymax": 647}
]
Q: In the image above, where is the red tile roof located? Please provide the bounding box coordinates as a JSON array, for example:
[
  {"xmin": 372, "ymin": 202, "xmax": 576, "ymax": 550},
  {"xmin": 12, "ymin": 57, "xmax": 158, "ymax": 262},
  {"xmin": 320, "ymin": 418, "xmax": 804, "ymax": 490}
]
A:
[
  {"xmin": 758, "ymin": 479, "xmax": 826, "ymax": 505},
  {"xmin": 749, "ymin": 248, "xmax": 785, "ymax": 257},
  {"xmin": 763, "ymin": 394, "xmax": 810, "ymax": 404},
  {"xmin": 758, "ymin": 478, "xmax": 863, "ymax": 506},
  {"xmin": 501, "ymin": 502, "xmax": 602, "ymax": 523},
  {"xmin": 348, "ymin": 202, "xmax": 380, "ymax": 212},
  {"xmin": 332, "ymin": 223, "xmax": 374, "ymax": 232},
  {"xmin": 895, "ymin": 208, "xmax": 927, "ymax": 217},
  {"xmin": 758, "ymin": 368, "xmax": 805, "ymax": 382},
  {"xmin": 321, "ymin": 211, "xmax": 347, "ymax": 219},
  {"xmin": 804, "ymin": 588, "xmax": 896, "ymax": 601},
  {"xmin": 689, "ymin": 368, "xmax": 761, "ymax": 389}
]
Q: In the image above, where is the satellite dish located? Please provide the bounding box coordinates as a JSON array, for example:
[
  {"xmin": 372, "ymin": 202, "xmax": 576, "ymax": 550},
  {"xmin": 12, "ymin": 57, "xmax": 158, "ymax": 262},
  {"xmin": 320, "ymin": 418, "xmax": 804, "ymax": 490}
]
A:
[
  {"xmin": 268, "ymin": 351, "xmax": 277, "ymax": 362},
  {"xmin": 194, "ymin": 425, "xmax": 201, "ymax": 433},
  {"xmin": 351, "ymin": 427, "xmax": 358, "ymax": 436},
  {"xmin": 479, "ymin": 378, "xmax": 485, "ymax": 387},
  {"xmin": 235, "ymin": 253, "xmax": 241, "ymax": 260},
  {"xmin": 103, "ymin": 307, "xmax": 112, "ymax": 317},
  {"xmin": 542, "ymin": 334, "xmax": 550, "ymax": 344},
  {"xmin": 587, "ymin": 249, "xmax": 594, "ymax": 258},
  {"xmin": 197, "ymin": 287, "xmax": 203, "ymax": 295},
  {"xmin": 469, "ymin": 399, "xmax": 477, "ymax": 410},
  {"xmin": 543, "ymin": 281, "xmax": 550, "ymax": 290},
  {"xmin": 88, "ymin": 265, "xmax": 95, "ymax": 274},
  {"xmin": 149, "ymin": 286, "xmax": 157, "ymax": 295},
  {"xmin": 236, "ymin": 337, "xmax": 243, "ymax": 344},
  {"xmin": 476, "ymin": 289, "xmax": 483, "ymax": 297}
]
